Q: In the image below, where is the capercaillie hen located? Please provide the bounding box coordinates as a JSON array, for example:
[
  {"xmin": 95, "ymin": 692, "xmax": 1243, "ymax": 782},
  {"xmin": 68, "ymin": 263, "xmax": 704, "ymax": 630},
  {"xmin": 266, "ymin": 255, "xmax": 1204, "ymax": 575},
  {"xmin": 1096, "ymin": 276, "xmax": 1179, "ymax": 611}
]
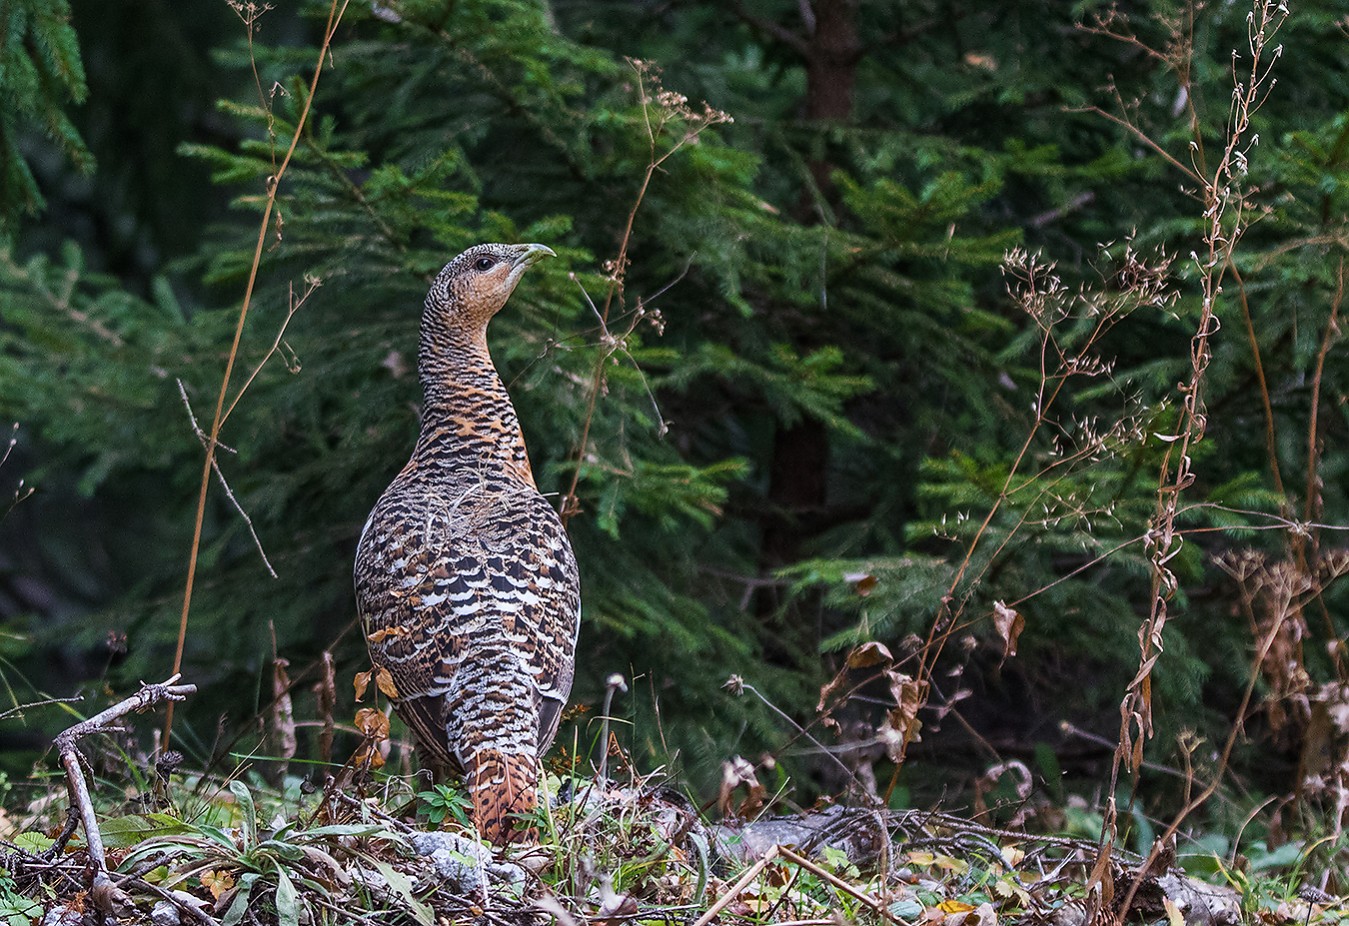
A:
[{"xmin": 354, "ymin": 243, "xmax": 580, "ymax": 845}]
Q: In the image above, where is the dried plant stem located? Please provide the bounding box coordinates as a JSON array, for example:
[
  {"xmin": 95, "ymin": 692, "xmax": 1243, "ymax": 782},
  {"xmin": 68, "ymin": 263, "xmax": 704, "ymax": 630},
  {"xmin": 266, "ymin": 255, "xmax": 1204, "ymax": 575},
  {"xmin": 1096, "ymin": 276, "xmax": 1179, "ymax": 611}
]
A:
[
  {"xmin": 1304, "ymin": 257, "xmax": 1343, "ymax": 528},
  {"xmin": 56, "ymin": 675, "xmax": 196, "ymax": 909},
  {"xmin": 1115, "ymin": 0, "xmax": 1285, "ymax": 777},
  {"xmin": 689, "ymin": 844, "xmax": 779, "ymax": 926},
  {"xmin": 1090, "ymin": 3, "xmax": 1287, "ymax": 917},
  {"xmin": 176, "ymin": 380, "xmax": 276, "ymax": 578},
  {"xmin": 164, "ymin": 0, "xmax": 349, "ymax": 747},
  {"xmin": 1115, "ymin": 582, "xmax": 1293, "ymax": 916},
  {"xmin": 0, "ymin": 692, "xmax": 83, "ymax": 722},
  {"xmin": 777, "ymin": 845, "xmax": 904, "ymax": 924},
  {"xmin": 560, "ymin": 62, "xmax": 729, "ymax": 523},
  {"xmin": 1229, "ymin": 261, "xmax": 1286, "ymax": 501}
]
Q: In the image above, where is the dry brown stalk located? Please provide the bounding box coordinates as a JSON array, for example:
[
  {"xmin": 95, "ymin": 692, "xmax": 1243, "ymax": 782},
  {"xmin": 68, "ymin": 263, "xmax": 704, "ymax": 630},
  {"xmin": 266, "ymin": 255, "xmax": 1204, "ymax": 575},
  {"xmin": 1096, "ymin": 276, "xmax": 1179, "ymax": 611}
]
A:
[
  {"xmin": 776, "ymin": 844, "xmax": 904, "ymax": 925},
  {"xmin": 560, "ymin": 60, "xmax": 730, "ymax": 524},
  {"xmin": 164, "ymin": 0, "xmax": 350, "ymax": 747},
  {"xmin": 1086, "ymin": 3, "xmax": 1288, "ymax": 920},
  {"xmin": 689, "ymin": 844, "xmax": 779, "ymax": 926}
]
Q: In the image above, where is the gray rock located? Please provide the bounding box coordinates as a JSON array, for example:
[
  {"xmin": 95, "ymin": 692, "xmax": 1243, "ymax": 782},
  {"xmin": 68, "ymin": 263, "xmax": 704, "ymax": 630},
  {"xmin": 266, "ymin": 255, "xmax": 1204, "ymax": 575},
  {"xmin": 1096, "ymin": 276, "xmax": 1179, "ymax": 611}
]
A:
[
  {"xmin": 40, "ymin": 905, "xmax": 83, "ymax": 926},
  {"xmin": 409, "ymin": 830, "xmax": 526, "ymax": 896},
  {"xmin": 150, "ymin": 900, "xmax": 181, "ymax": 926}
]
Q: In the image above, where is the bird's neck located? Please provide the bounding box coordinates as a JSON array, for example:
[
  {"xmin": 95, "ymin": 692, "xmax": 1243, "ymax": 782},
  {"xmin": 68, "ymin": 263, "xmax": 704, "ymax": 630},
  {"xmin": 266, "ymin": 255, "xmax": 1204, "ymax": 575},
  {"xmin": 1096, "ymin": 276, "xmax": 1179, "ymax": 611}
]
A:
[{"xmin": 415, "ymin": 324, "xmax": 536, "ymax": 488}]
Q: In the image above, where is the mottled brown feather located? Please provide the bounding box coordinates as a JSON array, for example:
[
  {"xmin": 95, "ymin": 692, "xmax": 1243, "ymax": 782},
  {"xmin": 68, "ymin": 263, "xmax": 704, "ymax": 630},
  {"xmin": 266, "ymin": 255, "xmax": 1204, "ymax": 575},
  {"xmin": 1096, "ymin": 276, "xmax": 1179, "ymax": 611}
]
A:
[{"xmin": 354, "ymin": 243, "xmax": 579, "ymax": 845}]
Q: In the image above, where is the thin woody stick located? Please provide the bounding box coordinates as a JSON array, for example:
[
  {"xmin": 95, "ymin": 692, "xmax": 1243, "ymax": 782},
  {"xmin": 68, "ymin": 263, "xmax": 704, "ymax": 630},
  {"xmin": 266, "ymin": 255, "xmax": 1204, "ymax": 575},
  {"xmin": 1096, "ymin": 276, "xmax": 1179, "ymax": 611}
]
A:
[
  {"xmin": 689, "ymin": 844, "xmax": 779, "ymax": 926},
  {"xmin": 55, "ymin": 675, "xmax": 196, "ymax": 912},
  {"xmin": 777, "ymin": 845, "xmax": 904, "ymax": 925}
]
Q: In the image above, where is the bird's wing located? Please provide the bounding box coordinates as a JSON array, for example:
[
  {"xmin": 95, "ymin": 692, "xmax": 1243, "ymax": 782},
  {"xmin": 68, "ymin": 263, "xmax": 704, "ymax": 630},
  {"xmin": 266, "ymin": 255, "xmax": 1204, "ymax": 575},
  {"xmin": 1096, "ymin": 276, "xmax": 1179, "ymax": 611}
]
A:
[
  {"xmin": 355, "ymin": 481, "xmax": 579, "ymax": 759},
  {"xmin": 354, "ymin": 490, "xmax": 469, "ymax": 769},
  {"xmin": 473, "ymin": 489, "xmax": 581, "ymax": 751}
]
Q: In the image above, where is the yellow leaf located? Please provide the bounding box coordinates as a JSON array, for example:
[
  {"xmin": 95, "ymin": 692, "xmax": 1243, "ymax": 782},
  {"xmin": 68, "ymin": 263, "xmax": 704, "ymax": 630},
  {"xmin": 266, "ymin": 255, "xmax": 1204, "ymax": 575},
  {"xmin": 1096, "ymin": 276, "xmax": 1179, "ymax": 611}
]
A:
[
  {"xmin": 201, "ymin": 869, "xmax": 235, "ymax": 900},
  {"xmin": 938, "ymin": 900, "xmax": 976, "ymax": 914},
  {"xmin": 934, "ymin": 854, "xmax": 969, "ymax": 874},
  {"xmin": 1163, "ymin": 897, "xmax": 1184, "ymax": 926},
  {"xmin": 907, "ymin": 850, "xmax": 936, "ymax": 866}
]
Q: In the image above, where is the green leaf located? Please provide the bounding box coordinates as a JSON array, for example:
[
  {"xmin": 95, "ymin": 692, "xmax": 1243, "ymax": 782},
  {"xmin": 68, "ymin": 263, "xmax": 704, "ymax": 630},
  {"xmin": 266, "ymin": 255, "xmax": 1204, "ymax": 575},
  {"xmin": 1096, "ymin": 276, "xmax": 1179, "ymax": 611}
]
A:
[
  {"xmin": 11, "ymin": 831, "xmax": 54, "ymax": 854},
  {"xmin": 99, "ymin": 813, "xmax": 195, "ymax": 849},
  {"xmin": 229, "ymin": 780, "xmax": 257, "ymax": 847},
  {"xmin": 220, "ymin": 873, "xmax": 259, "ymax": 926},
  {"xmin": 373, "ymin": 861, "xmax": 435, "ymax": 926},
  {"xmin": 273, "ymin": 867, "xmax": 299, "ymax": 926}
]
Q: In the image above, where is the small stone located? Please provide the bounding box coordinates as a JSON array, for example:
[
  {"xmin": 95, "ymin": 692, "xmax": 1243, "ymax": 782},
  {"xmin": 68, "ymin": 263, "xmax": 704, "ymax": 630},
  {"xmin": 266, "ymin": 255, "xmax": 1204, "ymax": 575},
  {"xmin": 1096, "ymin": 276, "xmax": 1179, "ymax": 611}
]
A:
[
  {"xmin": 150, "ymin": 900, "xmax": 182, "ymax": 926},
  {"xmin": 409, "ymin": 830, "xmax": 526, "ymax": 895},
  {"xmin": 40, "ymin": 905, "xmax": 83, "ymax": 926}
]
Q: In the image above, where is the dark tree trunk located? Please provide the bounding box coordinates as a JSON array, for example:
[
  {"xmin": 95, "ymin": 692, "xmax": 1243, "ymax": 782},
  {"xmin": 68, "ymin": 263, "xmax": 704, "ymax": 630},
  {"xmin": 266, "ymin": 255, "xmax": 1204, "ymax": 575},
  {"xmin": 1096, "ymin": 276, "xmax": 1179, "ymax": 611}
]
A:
[{"xmin": 758, "ymin": 0, "xmax": 861, "ymax": 599}]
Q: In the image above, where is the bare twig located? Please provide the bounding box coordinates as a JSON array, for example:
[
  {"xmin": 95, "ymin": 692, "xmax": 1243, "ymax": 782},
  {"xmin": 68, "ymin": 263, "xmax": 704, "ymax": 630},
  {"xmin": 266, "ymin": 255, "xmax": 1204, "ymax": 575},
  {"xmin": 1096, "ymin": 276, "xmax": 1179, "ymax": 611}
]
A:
[
  {"xmin": 1303, "ymin": 258, "xmax": 1343, "ymax": 529},
  {"xmin": 777, "ymin": 845, "xmax": 904, "ymax": 924},
  {"xmin": 689, "ymin": 844, "xmax": 779, "ymax": 926},
  {"xmin": 55, "ymin": 675, "xmax": 196, "ymax": 910},
  {"xmin": 0, "ymin": 692, "xmax": 83, "ymax": 722},
  {"xmin": 177, "ymin": 380, "xmax": 277, "ymax": 578},
  {"xmin": 560, "ymin": 62, "xmax": 730, "ymax": 523},
  {"xmin": 1088, "ymin": 4, "xmax": 1288, "ymax": 919}
]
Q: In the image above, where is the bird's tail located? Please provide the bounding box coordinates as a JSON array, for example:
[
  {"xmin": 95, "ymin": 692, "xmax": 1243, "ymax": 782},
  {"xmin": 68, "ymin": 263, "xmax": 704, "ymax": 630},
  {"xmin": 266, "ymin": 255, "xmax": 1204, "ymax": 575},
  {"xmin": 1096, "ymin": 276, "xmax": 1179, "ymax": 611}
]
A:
[{"xmin": 467, "ymin": 748, "xmax": 537, "ymax": 845}]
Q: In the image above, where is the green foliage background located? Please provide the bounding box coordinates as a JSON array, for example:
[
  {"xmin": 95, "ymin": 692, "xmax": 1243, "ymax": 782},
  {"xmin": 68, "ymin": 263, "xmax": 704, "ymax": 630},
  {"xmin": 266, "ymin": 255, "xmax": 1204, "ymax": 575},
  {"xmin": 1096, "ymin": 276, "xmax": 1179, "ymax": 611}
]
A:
[{"xmin": 1, "ymin": 0, "xmax": 1346, "ymax": 818}]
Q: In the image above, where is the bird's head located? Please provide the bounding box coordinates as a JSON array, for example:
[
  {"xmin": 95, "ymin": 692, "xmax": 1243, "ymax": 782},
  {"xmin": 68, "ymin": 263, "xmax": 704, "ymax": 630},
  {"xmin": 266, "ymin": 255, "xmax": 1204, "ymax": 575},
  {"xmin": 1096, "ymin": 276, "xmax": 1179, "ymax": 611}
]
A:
[{"xmin": 425, "ymin": 242, "xmax": 555, "ymax": 330}]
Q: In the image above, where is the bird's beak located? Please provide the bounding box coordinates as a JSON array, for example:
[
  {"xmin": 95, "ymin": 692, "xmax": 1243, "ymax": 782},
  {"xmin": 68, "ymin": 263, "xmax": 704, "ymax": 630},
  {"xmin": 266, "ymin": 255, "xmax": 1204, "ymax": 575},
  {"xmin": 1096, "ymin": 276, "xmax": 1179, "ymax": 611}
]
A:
[{"xmin": 511, "ymin": 243, "xmax": 556, "ymax": 268}]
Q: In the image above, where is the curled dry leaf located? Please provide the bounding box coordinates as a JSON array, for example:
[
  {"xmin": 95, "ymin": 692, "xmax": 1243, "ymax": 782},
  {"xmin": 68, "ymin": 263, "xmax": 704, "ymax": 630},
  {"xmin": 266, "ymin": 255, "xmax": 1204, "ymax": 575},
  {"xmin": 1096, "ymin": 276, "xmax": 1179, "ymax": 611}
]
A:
[
  {"xmin": 847, "ymin": 640, "xmax": 893, "ymax": 668},
  {"xmin": 880, "ymin": 671, "xmax": 928, "ymax": 762},
  {"xmin": 374, "ymin": 665, "xmax": 399, "ymax": 698},
  {"xmin": 316, "ymin": 651, "xmax": 336, "ymax": 766},
  {"xmin": 353, "ymin": 665, "xmax": 399, "ymax": 701},
  {"xmin": 843, "ymin": 571, "xmax": 878, "ymax": 597},
  {"xmin": 271, "ymin": 658, "xmax": 297, "ymax": 763},
  {"xmin": 991, "ymin": 601, "xmax": 1024, "ymax": 664},
  {"xmin": 717, "ymin": 755, "xmax": 766, "ymax": 818},
  {"xmin": 366, "ymin": 625, "xmax": 408, "ymax": 645},
  {"xmin": 355, "ymin": 707, "xmax": 390, "ymax": 739},
  {"xmin": 352, "ymin": 707, "xmax": 390, "ymax": 770},
  {"xmin": 818, "ymin": 640, "xmax": 894, "ymax": 712}
]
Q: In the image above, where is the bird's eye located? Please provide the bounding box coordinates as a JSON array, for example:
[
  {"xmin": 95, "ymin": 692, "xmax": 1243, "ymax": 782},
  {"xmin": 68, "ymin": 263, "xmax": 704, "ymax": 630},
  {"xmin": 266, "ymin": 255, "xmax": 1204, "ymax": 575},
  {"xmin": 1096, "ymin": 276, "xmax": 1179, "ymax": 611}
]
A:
[{"xmin": 473, "ymin": 257, "xmax": 496, "ymax": 272}]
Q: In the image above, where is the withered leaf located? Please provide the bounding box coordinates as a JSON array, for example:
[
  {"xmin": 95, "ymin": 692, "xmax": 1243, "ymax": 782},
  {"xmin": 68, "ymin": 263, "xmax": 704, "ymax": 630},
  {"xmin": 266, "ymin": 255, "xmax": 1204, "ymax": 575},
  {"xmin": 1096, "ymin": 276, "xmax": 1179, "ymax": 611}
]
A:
[
  {"xmin": 880, "ymin": 671, "xmax": 929, "ymax": 761},
  {"xmin": 200, "ymin": 869, "xmax": 234, "ymax": 901},
  {"xmin": 991, "ymin": 601, "xmax": 1025, "ymax": 665},
  {"xmin": 354, "ymin": 707, "xmax": 390, "ymax": 739},
  {"xmin": 270, "ymin": 657, "xmax": 296, "ymax": 762},
  {"xmin": 843, "ymin": 571, "xmax": 878, "ymax": 597},
  {"xmin": 717, "ymin": 755, "xmax": 765, "ymax": 819},
  {"xmin": 817, "ymin": 640, "xmax": 894, "ymax": 713},
  {"xmin": 373, "ymin": 666, "xmax": 399, "ymax": 698},
  {"xmin": 846, "ymin": 640, "xmax": 893, "ymax": 669},
  {"xmin": 365, "ymin": 626, "xmax": 409, "ymax": 644},
  {"xmin": 352, "ymin": 707, "xmax": 390, "ymax": 771},
  {"xmin": 353, "ymin": 670, "xmax": 372, "ymax": 703}
]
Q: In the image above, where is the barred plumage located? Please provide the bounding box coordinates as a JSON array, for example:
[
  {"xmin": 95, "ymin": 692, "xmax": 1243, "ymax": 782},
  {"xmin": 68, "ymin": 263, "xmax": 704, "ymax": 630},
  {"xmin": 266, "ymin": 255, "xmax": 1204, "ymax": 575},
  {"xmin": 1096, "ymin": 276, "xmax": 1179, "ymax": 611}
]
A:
[{"xmin": 354, "ymin": 243, "xmax": 580, "ymax": 845}]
